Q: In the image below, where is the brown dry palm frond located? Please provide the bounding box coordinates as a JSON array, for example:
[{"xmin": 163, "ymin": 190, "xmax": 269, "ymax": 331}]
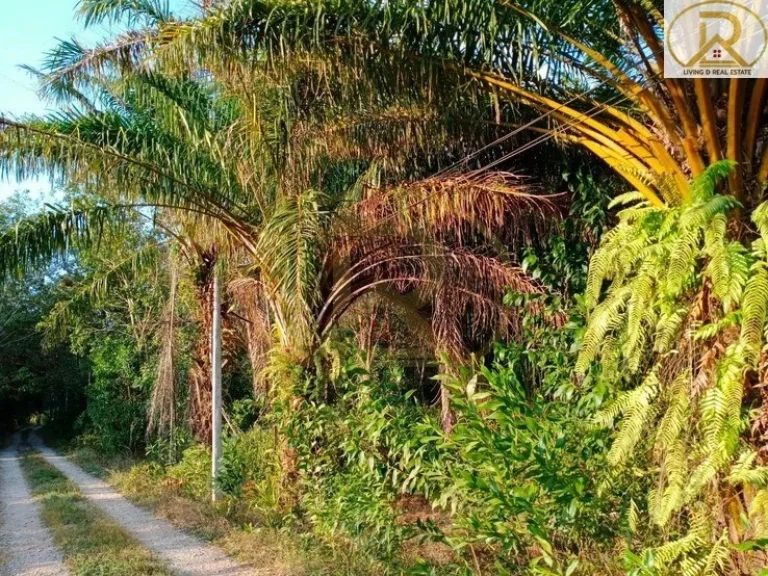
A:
[
  {"xmin": 429, "ymin": 249, "xmax": 546, "ymax": 357},
  {"xmin": 148, "ymin": 262, "xmax": 178, "ymax": 440},
  {"xmin": 305, "ymin": 168, "xmax": 562, "ymax": 358},
  {"xmin": 185, "ymin": 250, "xmax": 216, "ymax": 441},
  {"xmin": 228, "ymin": 275, "xmax": 272, "ymax": 398},
  {"xmin": 184, "ymin": 247, "xmax": 238, "ymax": 442},
  {"xmin": 342, "ymin": 172, "xmax": 561, "ymax": 250},
  {"xmin": 320, "ymin": 242, "xmax": 546, "ymax": 359}
]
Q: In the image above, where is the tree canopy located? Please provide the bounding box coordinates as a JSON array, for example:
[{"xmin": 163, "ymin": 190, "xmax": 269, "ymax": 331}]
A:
[{"xmin": 3, "ymin": 1, "xmax": 768, "ymax": 574}]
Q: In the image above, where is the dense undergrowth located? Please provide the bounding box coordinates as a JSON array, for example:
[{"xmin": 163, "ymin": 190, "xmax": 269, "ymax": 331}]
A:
[
  {"xmin": 18, "ymin": 164, "xmax": 626, "ymax": 575},
  {"xmin": 55, "ymin": 302, "xmax": 637, "ymax": 576},
  {"xmin": 13, "ymin": 165, "xmax": 768, "ymax": 574}
]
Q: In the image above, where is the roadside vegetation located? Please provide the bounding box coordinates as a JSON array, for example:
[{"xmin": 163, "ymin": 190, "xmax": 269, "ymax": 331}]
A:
[
  {"xmin": 19, "ymin": 450, "xmax": 171, "ymax": 576},
  {"xmin": 68, "ymin": 444, "xmax": 430, "ymax": 575},
  {"xmin": 3, "ymin": 0, "xmax": 768, "ymax": 575}
]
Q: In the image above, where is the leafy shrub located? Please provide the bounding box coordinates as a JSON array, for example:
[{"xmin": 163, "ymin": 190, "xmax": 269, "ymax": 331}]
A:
[
  {"xmin": 219, "ymin": 428, "xmax": 281, "ymax": 515},
  {"xmin": 285, "ymin": 346, "xmax": 446, "ymax": 563},
  {"xmin": 161, "ymin": 427, "xmax": 282, "ymax": 524},
  {"xmin": 166, "ymin": 444, "xmax": 211, "ymax": 500},
  {"xmin": 430, "ymin": 295, "xmax": 647, "ymax": 574}
]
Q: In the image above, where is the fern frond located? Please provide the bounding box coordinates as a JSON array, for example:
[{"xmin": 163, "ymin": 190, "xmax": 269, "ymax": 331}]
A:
[
  {"xmin": 704, "ymin": 217, "xmax": 749, "ymax": 311},
  {"xmin": 680, "ymin": 195, "xmax": 739, "ymax": 231},
  {"xmin": 607, "ymin": 399, "xmax": 657, "ymax": 466},
  {"xmin": 655, "ymin": 307, "xmax": 689, "ymax": 352},
  {"xmin": 701, "ymin": 531, "xmax": 730, "ymax": 575},
  {"xmin": 623, "ymin": 267, "xmax": 654, "ymax": 371},
  {"xmin": 652, "ymin": 529, "xmax": 702, "ymax": 566},
  {"xmin": 650, "ymin": 438, "xmax": 688, "ymax": 525},
  {"xmin": 727, "ymin": 450, "xmax": 768, "ymax": 487},
  {"xmin": 665, "ymin": 227, "xmax": 702, "ymax": 296},
  {"xmin": 688, "ymin": 160, "xmax": 737, "ymax": 202},
  {"xmin": 584, "ymin": 224, "xmax": 636, "ymax": 310},
  {"xmin": 688, "ymin": 346, "xmax": 746, "ymax": 498},
  {"xmin": 576, "ymin": 285, "xmax": 632, "ymax": 373},
  {"xmin": 655, "ymin": 372, "xmax": 691, "ymax": 452},
  {"xmin": 753, "ymin": 201, "xmax": 768, "ymax": 247},
  {"xmin": 609, "ymin": 191, "xmax": 648, "ymax": 209},
  {"xmin": 695, "ymin": 311, "xmax": 742, "ymax": 341},
  {"xmin": 594, "ymin": 369, "xmax": 660, "ymax": 428},
  {"xmin": 740, "ymin": 261, "xmax": 768, "ymax": 364},
  {"xmin": 749, "ymin": 489, "xmax": 768, "ymax": 537}
]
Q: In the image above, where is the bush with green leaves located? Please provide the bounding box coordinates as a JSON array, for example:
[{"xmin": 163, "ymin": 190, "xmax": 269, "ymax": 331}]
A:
[
  {"xmin": 285, "ymin": 346, "xmax": 446, "ymax": 563},
  {"xmin": 431, "ymin": 295, "xmax": 641, "ymax": 575},
  {"xmin": 219, "ymin": 427, "xmax": 281, "ymax": 513},
  {"xmin": 165, "ymin": 443, "xmax": 212, "ymax": 501},
  {"xmin": 84, "ymin": 335, "xmax": 153, "ymax": 454}
]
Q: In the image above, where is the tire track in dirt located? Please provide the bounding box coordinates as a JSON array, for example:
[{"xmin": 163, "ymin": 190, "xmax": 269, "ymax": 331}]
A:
[
  {"xmin": 0, "ymin": 435, "xmax": 69, "ymax": 576},
  {"xmin": 31, "ymin": 435, "xmax": 253, "ymax": 576}
]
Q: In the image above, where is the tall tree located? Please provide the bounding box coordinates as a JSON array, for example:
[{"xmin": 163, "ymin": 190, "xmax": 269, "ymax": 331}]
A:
[{"xmin": 0, "ymin": 0, "xmax": 558, "ymax": 433}]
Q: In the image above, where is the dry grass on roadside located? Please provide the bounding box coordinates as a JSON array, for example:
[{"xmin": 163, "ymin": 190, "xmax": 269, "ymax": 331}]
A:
[
  {"xmin": 66, "ymin": 446, "xmax": 460, "ymax": 576},
  {"xmin": 110, "ymin": 464, "xmax": 338, "ymax": 576},
  {"xmin": 20, "ymin": 451, "xmax": 172, "ymax": 576},
  {"xmin": 68, "ymin": 448, "xmax": 341, "ymax": 576}
]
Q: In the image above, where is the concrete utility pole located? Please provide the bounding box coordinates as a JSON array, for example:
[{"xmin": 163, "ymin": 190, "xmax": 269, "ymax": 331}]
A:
[{"xmin": 211, "ymin": 273, "xmax": 223, "ymax": 502}]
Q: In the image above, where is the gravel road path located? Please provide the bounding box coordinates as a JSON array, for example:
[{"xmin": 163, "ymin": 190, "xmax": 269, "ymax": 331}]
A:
[
  {"xmin": 31, "ymin": 435, "xmax": 252, "ymax": 576},
  {"xmin": 0, "ymin": 435, "xmax": 69, "ymax": 576}
]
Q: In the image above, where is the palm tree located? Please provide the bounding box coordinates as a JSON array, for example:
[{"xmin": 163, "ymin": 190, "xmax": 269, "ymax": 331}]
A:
[
  {"xmin": 40, "ymin": 0, "xmax": 768, "ymax": 565},
  {"xmin": 44, "ymin": 0, "xmax": 761, "ymax": 206},
  {"xmin": 0, "ymin": 65, "xmax": 255, "ymax": 440},
  {"xmin": 0, "ymin": 1, "xmax": 558, "ymax": 434}
]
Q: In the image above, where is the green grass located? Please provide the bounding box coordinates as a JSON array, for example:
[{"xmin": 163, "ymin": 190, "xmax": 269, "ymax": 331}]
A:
[
  {"xmin": 68, "ymin": 448, "xmax": 326, "ymax": 575},
  {"xmin": 66, "ymin": 446, "xmax": 398, "ymax": 576},
  {"xmin": 19, "ymin": 451, "xmax": 173, "ymax": 576},
  {"xmin": 65, "ymin": 444, "xmax": 137, "ymax": 480}
]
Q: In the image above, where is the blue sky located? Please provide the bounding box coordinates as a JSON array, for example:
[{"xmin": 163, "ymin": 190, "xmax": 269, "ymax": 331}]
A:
[{"xmin": 0, "ymin": 0, "xmax": 191, "ymax": 202}]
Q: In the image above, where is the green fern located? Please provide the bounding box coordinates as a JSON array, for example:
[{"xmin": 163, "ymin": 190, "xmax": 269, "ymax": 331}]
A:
[
  {"xmin": 740, "ymin": 260, "xmax": 768, "ymax": 364},
  {"xmin": 749, "ymin": 489, "xmax": 768, "ymax": 538},
  {"xmin": 582, "ymin": 163, "xmax": 768, "ymax": 568},
  {"xmin": 703, "ymin": 216, "xmax": 749, "ymax": 311},
  {"xmin": 752, "ymin": 200, "xmax": 768, "ymax": 247},
  {"xmin": 727, "ymin": 451, "xmax": 768, "ymax": 487}
]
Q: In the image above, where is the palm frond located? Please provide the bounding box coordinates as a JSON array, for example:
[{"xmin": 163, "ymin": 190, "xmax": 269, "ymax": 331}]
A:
[{"xmin": 0, "ymin": 203, "xmax": 134, "ymax": 279}]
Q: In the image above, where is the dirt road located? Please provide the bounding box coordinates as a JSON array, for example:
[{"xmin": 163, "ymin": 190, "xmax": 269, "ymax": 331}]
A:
[
  {"xmin": 0, "ymin": 435, "xmax": 68, "ymax": 576},
  {"xmin": 31, "ymin": 436, "xmax": 252, "ymax": 576}
]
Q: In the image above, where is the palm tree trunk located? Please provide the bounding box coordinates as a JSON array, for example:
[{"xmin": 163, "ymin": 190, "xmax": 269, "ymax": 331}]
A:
[
  {"xmin": 440, "ymin": 384, "xmax": 454, "ymax": 434},
  {"xmin": 438, "ymin": 363, "xmax": 454, "ymax": 435},
  {"xmin": 188, "ymin": 252, "xmax": 216, "ymax": 443}
]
